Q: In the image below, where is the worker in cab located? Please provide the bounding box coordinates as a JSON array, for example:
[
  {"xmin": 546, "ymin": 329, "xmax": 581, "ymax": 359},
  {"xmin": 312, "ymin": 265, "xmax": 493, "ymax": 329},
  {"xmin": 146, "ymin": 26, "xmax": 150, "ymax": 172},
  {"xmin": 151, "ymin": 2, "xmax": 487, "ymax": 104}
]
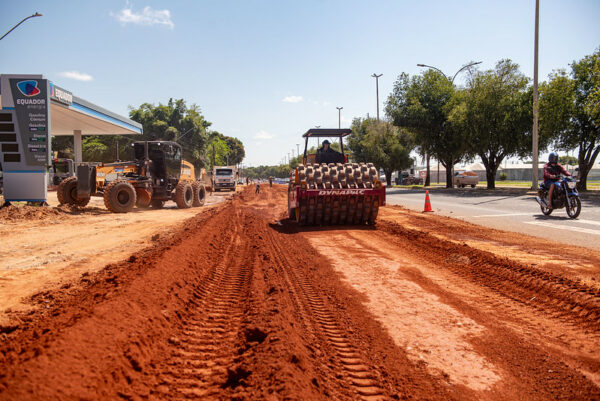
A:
[{"xmin": 316, "ymin": 140, "xmax": 343, "ymax": 164}]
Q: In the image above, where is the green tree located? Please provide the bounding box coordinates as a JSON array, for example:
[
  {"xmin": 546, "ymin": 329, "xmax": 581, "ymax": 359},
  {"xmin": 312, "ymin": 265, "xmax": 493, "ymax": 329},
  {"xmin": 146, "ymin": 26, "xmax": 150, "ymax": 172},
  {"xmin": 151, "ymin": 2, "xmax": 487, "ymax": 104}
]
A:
[
  {"xmin": 540, "ymin": 50, "xmax": 600, "ymax": 191},
  {"xmin": 349, "ymin": 118, "xmax": 414, "ymax": 185},
  {"xmin": 223, "ymin": 136, "xmax": 245, "ymax": 165},
  {"xmin": 245, "ymin": 164, "xmax": 291, "ymax": 179},
  {"xmin": 82, "ymin": 137, "xmax": 110, "ymax": 161},
  {"xmin": 128, "ymin": 98, "xmax": 212, "ymax": 169},
  {"xmin": 559, "ymin": 155, "xmax": 578, "ymax": 166},
  {"xmin": 206, "ymin": 133, "xmax": 231, "ymax": 168},
  {"xmin": 457, "ymin": 60, "xmax": 533, "ymax": 189},
  {"xmin": 386, "ymin": 70, "xmax": 468, "ymax": 187}
]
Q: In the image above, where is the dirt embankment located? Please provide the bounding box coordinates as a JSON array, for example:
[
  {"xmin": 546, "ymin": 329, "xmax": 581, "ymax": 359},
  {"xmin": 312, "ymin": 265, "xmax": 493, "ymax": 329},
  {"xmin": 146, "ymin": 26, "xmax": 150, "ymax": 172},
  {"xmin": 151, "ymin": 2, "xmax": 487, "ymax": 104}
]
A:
[
  {"xmin": 1, "ymin": 185, "xmax": 599, "ymax": 400},
  {"xmin": 0, "ymin": 192, "xmax": 227, "ymax": 324}
]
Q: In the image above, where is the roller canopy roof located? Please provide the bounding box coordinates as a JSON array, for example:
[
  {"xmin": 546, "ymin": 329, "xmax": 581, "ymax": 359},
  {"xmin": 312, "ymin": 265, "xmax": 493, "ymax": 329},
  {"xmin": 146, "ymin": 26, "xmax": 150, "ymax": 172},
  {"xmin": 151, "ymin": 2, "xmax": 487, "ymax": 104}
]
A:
[{"xmin": 302, "ymin": 128, "xmax": 352, "ymax": 138}]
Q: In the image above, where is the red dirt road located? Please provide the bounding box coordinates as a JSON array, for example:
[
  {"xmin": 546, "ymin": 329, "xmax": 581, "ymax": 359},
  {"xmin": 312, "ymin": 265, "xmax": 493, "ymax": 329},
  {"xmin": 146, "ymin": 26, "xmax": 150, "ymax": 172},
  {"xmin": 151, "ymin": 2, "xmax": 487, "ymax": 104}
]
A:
[{"xmin": 0, "ymin": 185, "xmax": 599, "ymax": 400}]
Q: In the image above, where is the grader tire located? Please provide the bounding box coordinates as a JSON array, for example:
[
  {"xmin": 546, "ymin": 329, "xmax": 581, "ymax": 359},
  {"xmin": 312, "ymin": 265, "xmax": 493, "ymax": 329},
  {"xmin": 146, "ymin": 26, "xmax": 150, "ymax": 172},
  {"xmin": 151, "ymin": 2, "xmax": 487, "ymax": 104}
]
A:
[
  {"xmin": 175, "ymin": 181, "xmax": 194, "ymax": 209},
  {"xmin": 104, "ymin": 181, "xmax": 136, "ymax": 213},
  {"xmin": 192, "ymin": 182, "xmax": 206, "ymax": 207},
  {"xmin": 59, "ymin": 176, "xmax": 90, "ymax": 207},
  {"xmin": 56, "ymin": 176, "xmax": 74, "ymax": 205}
]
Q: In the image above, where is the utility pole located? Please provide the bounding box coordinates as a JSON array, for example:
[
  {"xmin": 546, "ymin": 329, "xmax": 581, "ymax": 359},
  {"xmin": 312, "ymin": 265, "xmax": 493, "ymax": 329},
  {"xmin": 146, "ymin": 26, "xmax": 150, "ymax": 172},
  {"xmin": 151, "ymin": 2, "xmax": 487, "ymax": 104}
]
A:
[
  {"xmin": 531, "ymin": 0, "xmax": 540, "ymax": 189},
  {"xmin": 371, "ymin": 73, "xmax": 383, "ymax": 121},
  {"xmin": 336, "ymin": 106, "xmax": 343, "ymax": 128},
  {"xmin": 296, "ymin": 144, "xmax": 300, "ymax": 158}
]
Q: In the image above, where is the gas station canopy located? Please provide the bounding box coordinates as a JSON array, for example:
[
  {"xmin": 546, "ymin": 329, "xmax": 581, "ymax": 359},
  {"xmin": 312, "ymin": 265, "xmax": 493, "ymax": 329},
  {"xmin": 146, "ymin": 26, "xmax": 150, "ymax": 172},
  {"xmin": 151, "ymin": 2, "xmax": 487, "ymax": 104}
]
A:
[{"xmin": 50, "ymin": 96, "xmax": 142, "ymax": 136}]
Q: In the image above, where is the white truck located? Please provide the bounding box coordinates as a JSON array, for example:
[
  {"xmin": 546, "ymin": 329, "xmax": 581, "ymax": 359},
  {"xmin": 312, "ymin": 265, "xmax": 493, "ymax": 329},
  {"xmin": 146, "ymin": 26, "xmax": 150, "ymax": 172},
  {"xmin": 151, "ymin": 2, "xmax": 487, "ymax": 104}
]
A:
[{"xmin": 212, "ymin": 165, "xmax": 238, "ymax": 191}]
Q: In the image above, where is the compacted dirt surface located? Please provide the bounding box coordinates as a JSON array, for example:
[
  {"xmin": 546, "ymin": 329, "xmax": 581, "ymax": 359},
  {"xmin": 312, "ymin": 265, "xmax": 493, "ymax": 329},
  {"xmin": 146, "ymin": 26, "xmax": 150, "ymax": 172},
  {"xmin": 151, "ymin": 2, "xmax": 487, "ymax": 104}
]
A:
[{"xmin": 1, "ymin": 185, "xmax": 599, "ymax": 400}]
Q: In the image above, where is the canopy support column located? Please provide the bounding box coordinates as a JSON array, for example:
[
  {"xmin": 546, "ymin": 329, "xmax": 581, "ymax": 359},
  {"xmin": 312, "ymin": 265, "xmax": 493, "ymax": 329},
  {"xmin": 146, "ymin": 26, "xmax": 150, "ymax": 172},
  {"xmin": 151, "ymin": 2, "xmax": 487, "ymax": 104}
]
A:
[{"xmin": 73, "ymin": 130, "xmax": 82, "ymax": 163}]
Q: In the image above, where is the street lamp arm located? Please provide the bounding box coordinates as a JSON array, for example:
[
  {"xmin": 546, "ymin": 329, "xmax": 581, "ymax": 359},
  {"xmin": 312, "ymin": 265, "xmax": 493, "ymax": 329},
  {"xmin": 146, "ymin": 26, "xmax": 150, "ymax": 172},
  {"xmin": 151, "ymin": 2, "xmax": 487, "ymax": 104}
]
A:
[
  {"xmin": 450, "ymin": 61, "xmax": 482, "ymax": 84},
  {"xmin": 0, "ymin": 12, "xmax": 42, "ymax": 41},
  {"xmin": 416, "ymin": 64, "xmax": 447, "ymax": 79}
]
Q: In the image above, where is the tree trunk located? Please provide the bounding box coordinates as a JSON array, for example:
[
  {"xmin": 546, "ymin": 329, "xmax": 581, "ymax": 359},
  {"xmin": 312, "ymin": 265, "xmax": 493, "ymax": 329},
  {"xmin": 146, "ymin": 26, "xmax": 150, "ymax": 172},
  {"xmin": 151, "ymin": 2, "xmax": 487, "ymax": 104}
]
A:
[
  {"xmin": 445, "ymin": 164, "xmax": 453, "ymax": 188},
  {"xmin": 578, "ymin": 174, "xmax": 587, "ymax": 192},
  {"xmin": 577, "ymin": 143, "xmax": 600, "ymax": 192},
  {"xmin": 384, "ymin": 170, "xmax": 392, "ymax": 186},
  {"xmin": 486, "ymin": 167, "xmax": 497, "ymax": 189},
  {"xmin": 424, "ymin": 153, "xmax": 430, "ymax": 187}
]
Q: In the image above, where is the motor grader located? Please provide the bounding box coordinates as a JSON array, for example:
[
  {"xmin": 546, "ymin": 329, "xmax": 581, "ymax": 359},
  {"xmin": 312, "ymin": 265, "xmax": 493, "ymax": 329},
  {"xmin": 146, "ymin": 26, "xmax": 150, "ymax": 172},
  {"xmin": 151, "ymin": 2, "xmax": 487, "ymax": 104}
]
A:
[
  {"xmin": 288, "ymin": 128, "xmax": 385, "ymax": 225},
  {"xmin": 57, "ymin": 141, "xmax": 206, "ymax": 213}
]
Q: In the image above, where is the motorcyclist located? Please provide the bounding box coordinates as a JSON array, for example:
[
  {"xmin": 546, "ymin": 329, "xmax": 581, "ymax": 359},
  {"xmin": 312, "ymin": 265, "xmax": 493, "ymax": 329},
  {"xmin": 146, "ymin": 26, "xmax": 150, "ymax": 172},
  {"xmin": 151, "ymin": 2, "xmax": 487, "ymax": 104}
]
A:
[
  {"xmin": 316, "ymin": 140, "xmax": 343, "ymax": 164},
  {"xmin": 543, "ymin": 152, "xmax": 571, "ymax": 209}
]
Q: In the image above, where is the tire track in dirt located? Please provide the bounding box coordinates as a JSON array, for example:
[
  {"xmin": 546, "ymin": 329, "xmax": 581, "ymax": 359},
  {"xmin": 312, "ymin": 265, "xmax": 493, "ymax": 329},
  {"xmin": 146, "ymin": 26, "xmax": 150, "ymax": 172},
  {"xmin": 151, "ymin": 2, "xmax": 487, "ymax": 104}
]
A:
[
  {"xmin": 264, "ymin": 227, "xmax": 388, "ymax": 400},
  {"xmin": 379, "ymin": 220, "xmax": 600, "ymax": 330},
  {"xmin": 153, "ymin": 209, "xmax": 254, "ymax": 399}
]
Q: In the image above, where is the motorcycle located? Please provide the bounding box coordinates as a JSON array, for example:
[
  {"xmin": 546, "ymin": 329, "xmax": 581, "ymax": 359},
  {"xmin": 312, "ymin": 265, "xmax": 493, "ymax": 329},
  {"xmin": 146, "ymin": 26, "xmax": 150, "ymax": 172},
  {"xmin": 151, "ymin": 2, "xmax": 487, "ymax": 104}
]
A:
[{"xmin": 535, "ymin": 176, "xmax": 581, "ymax": 218}]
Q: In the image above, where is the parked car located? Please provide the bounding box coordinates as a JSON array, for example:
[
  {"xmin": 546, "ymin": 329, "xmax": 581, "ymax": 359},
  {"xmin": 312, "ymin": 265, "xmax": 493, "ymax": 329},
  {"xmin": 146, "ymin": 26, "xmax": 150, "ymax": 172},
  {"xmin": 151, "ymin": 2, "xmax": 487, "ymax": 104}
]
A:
[{"xmin": 453, "ymin": 170, "xmax": 479, "ymax": 188}]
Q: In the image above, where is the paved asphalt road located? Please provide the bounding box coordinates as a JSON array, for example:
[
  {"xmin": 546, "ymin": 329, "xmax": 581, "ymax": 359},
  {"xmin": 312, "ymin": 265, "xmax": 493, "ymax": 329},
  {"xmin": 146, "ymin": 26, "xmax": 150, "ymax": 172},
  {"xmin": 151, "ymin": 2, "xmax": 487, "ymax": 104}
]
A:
[{"xmin": 386, "ymin": 188, "xmax": 600, "ymax": 250}]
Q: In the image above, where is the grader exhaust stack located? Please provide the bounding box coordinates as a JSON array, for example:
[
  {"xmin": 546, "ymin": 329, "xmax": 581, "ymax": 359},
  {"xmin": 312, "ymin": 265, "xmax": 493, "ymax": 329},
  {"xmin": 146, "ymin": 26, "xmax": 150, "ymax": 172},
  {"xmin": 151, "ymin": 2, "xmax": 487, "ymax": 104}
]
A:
[{"xmin": 287, "ymin": 128, "xmax": 386, "ymax": 225}]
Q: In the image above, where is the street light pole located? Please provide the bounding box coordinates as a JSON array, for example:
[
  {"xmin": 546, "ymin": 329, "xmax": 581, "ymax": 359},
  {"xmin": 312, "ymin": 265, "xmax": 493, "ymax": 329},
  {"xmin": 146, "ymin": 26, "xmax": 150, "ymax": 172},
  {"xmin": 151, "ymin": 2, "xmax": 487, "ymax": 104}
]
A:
[
  {"xmin": 531, "ymin": 0, "xmax": 540, "ymax": 189},
  {"xmin": 371, "ymin": 74, "xmax": 383, "ymax": 121},
  {"xmin": 0, "ymin": 12, "xmax": 43, "ymax": 41},
  {"xmin": 336, "ymin": 106, "xmax": 343, "ymax": 129}
]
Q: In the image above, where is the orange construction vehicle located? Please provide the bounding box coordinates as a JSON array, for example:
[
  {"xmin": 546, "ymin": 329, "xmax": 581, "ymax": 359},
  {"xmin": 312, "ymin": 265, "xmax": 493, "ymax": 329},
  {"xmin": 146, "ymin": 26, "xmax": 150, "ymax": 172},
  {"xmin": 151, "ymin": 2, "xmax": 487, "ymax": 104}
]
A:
[{"xmin": 58, "ymin": 141, "xmax": 206, "ymax": 213}]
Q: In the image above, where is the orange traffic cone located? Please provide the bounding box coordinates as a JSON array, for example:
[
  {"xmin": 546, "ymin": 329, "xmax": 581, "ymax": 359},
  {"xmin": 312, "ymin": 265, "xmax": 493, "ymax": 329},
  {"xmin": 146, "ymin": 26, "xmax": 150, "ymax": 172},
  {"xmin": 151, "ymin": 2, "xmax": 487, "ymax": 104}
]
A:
[{"xmin": 423, "ymin": 190, "xmax": 434, "ymax": 212}]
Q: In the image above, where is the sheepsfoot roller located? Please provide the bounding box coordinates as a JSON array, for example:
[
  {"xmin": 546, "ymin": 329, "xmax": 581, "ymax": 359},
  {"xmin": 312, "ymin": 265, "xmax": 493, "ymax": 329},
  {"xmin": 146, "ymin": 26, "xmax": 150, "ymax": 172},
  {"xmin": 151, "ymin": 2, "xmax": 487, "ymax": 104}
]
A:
[{"xmin": 287, "ymin": 129, "xmax": 385, "ymax": 225}]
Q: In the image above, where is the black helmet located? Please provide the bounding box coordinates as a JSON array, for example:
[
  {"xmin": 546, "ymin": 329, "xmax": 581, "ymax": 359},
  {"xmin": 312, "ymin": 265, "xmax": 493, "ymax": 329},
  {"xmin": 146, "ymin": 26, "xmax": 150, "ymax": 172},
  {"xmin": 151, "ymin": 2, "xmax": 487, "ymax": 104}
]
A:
[
  {"xmin": 548, "ymin": 152, "xmax": 558, "ymax": 164},
  {"xmin": 322, "ymin": 140, "xmax": 331, "ymax": 145}
]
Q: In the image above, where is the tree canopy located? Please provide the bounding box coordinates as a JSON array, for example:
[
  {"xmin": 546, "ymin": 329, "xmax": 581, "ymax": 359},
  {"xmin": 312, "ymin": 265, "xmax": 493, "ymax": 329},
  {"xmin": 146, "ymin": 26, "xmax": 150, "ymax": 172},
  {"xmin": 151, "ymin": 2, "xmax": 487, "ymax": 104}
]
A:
[
  {"xmin": 456, "ymin": 60, "xmax": 533, "ymax": 188},
  {"xmin": 540, "ymin": 49, "xmax": 600, "ymax": 190},
  {"xmin": 348, "ymin": 118, "xmax": 414, "ymax": 185},
  {"xmin": 386, "ymin": 70, "xmax": 467, "ymax": 187}
]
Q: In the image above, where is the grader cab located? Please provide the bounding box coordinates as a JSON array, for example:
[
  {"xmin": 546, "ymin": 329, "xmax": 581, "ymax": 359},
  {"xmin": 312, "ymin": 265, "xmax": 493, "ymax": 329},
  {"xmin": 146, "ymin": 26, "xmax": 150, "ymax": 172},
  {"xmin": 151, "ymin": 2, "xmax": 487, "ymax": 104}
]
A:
[
  {"xmin": 58, "ymin": 141, "xmax": 206, "ymax": 213},
  {"xmin": 288, "ymin": 129, "xmax": 385, "ymax": 225}
]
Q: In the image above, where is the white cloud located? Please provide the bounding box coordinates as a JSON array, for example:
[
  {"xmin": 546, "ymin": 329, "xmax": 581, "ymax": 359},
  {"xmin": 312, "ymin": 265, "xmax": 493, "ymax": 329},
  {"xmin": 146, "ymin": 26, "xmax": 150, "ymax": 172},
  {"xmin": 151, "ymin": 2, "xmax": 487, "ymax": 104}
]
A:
[
  {"xmin": 58, "ymin": 71, "xmax": 94, "ymax": 82},
  {"xmin": 254, "ymin": 130, "xmax": 274, "ymax": 140},
  {"xmin": 311, "ymin": 100, "xmax": 331, "ymax": 107},
  {"xmin": 111, "ymin": 5, "xmax": 174, "ymax": 29},
  {"xmin": 282, "ymin": 95, "xmax": 303, "ymax": 103}
]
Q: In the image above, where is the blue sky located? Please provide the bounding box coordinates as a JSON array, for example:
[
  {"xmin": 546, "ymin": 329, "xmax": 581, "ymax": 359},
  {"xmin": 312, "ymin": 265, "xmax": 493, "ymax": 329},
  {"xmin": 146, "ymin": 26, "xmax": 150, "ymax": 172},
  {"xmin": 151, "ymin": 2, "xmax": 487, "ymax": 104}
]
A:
[{"xmin": 1, "ymin": 0, "xmax": 599, "ymax": 166}]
